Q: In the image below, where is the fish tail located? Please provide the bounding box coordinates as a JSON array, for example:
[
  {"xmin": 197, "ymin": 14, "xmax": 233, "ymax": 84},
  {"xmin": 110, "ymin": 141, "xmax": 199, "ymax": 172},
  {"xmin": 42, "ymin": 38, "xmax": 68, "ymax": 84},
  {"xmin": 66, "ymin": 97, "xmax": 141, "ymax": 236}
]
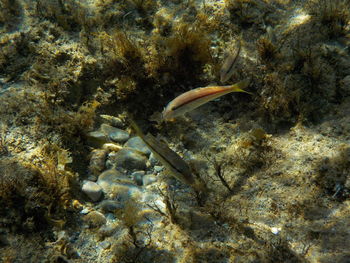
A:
[
  {"xmin": 127, "ymin": 113, "xmax": 146, "ymax": 140},
  {"xmin": 231, "ymin": 78, "xmax": 252, "ymax": 95}
]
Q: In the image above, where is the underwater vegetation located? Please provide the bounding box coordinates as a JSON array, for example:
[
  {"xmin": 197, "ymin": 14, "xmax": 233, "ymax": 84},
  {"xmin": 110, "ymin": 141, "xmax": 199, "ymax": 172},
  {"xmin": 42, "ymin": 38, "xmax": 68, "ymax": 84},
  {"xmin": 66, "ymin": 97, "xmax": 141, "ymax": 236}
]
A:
[
  {"xmin": 0, "ymin": 144, "xmax": 75, "ymax": 233},
  {"xmin": 0, "ymin": 0, "xmax": 22, "ymax": 32},
  {"xmin": 307, "ymin": 0, "xmax": 350, "ymax": 38}
]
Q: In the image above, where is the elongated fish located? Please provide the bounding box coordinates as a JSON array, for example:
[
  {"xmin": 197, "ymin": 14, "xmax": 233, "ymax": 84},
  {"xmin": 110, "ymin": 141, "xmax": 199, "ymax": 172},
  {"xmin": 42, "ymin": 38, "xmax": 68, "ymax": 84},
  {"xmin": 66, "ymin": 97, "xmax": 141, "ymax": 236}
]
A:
[
  {"xmin": 162, "ymin": 79, "xmax": 251, "ymax": 121},
  {"xmin": 128, "ymin": 117, "xmax": 195, "ymax": 186},
  {"xmin": 220, "ymin": 41, "xmax": 241, "ymax": 83}
]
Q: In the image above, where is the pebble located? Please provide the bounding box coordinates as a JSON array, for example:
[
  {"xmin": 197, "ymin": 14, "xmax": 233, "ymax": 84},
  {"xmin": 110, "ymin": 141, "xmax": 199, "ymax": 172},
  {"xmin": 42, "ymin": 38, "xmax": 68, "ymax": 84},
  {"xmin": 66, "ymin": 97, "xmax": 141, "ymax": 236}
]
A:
[
  {"xmin": 86, "ymin": 131, "xmax": 110, "ymax": 148},
  {"xmin": 100, "ymin": 115, "xmax": 124, "ymax": 128},
  {"xmin": 143, "ymin": 174, "xmax": 157, "ymax": 186},
  {"xmin": 80, "ymin": 208, "xmax": 90, "ymax": 215},
  {"xmin": 132, "ymin": 171, "xmax": 145, "ymax": 186},
  {"xmin": 154, "ymin": 165, "xmax": 163, "ymax": 173},
  {"xmin": 98, "ymin": 224, "xmax": 117, "ymax": 239},
  {"xmin": 102, "ymin": 143, "xmax": 123, "ymax": 152},
  {"xmin": 105, "ymin": 152, "xmax": 118, "ymax": 169},
  {"xmin": 111, "ymin": 148, "xmax": 148, "ymax": 171},
  {"xmin": 124, "ymin": 136, "xmax": 151, "ymax": 156},
  {"xmin": 82, "ymin": 181, "xmax": 103, "ymax": 202},
  {"xmin": 99, "ymin": 241, "xmax": 111, "ymax": 250},
  {"xmin": 83, "ymin": 211, "xmax": 106, "ymax": 228},
  {"xmin": 149, "ymin": 152, "xmax": 159, "ymax": 166},
  {"xmin": 88, "ymin": 149, "xmax": 107, "ymax": 176},
  {"xmin": 98, "ymin": 200, "xmax": 123, "ymax": 213},
  {"xmin": 97, "ymin": 169, "xmax": 134, "ymax": 192},
  {"xmin": 101, "ymin": 124, "xmax": 129, "ymax": 143}
]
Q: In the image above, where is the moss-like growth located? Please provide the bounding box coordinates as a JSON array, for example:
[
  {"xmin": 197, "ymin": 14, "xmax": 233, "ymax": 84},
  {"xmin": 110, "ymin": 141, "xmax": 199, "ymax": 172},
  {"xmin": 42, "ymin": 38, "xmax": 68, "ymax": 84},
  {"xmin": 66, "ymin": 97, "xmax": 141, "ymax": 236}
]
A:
[
  {"xmin": 36, "ymin": 0, "xmax": 94, "ymax": 32},
  {"xmin": 307, "ymin": 0, "xmax": 350, "ymax": 38},
  {"xmin": 0, "ymin": 144, "xmax": 76, "ymax": 233},
  {"xmin": 0, "ymin": 0, "xmax": 22, "ymax": 32},
  {"xmin": 257, "ymin": 36, "xmax": 278, "ymax": 63},
  {"xmin": 146, "ymin": 22, "xmax": 214, "ymax": 85},
  {"xmin": 0, "ymin": 32, "xmax": 32, "ymax": 81},
  {"xmin": 316, "ymin": 144, "xmax": 350, "ymax": 200},
  {"xmin": 225, "ymin": 0, "xmax": 271, "ymax": 29}
]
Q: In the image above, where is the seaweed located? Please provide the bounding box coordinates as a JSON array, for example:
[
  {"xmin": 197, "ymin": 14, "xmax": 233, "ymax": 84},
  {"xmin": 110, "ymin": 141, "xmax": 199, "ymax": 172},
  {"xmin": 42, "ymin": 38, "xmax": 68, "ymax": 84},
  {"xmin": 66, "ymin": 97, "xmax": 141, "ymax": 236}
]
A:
[
  {"xmin": 257, "ymin": 36, "xmax": 278, "ymax": 63},
  {"xmin": 316, "ymin": 144, "xmax": 350, "ymax": 201},
  {"xmin": 35, "ymin": 0, "xmax": 93, "ymax": 32},
  {"xmin": 146, "ymin": 22, "xmax": 214, "ymax": 84},
  {"xmin": 0, "ymin": 0, "xmax": 22, "ymax": 32},
  {"xmin": 307, "ymin": 0, "xmax": 350, "ymax": 38},
  {"xmin": 225, "ymin": 0, "xmax": 271, "ymax": 29},
  {"xmin": 0, "ymin": 145, "xmax": 75, "ymax": 234}
]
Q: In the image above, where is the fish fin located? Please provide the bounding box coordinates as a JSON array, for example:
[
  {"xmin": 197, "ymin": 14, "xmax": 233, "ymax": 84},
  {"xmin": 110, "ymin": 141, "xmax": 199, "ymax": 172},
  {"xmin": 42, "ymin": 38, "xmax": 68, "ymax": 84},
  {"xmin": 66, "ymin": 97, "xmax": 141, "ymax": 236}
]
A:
[
  {"xmin": 127, "ymin": 113, "xmax": 145, "ymax": 139},
  {"xmin": 232, "ymin": 78, "xmax": 252, "ymax": 95},
  {"xmin": 233, "ymin": 88, "xmax": 253, "ymax": 95}
]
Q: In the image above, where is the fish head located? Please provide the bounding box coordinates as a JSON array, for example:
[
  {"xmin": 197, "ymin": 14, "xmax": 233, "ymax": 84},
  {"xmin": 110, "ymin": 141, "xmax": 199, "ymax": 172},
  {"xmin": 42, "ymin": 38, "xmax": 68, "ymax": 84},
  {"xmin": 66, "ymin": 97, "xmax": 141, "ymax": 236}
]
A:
[{"xmin": 161, "ymin": 105, "xmax": 176, "ymax": 121}]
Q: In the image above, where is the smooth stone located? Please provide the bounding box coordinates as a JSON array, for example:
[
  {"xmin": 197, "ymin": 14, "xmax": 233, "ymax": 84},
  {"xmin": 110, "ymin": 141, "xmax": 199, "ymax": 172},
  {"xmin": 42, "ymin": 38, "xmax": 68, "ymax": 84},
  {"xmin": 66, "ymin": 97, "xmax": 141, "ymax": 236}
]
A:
[
  {"xmin": 82, "ymin": 181, "xmax": 103, "ymax": 202},
  {"xmin": 132, "ymin": 171, "xmax": 145, "ymax": 186},
  {"xmin": 101, "ymin": 124, "xmax": 129, "ymax": 143},
  {"xmin": 112, "ymin": 148, "xmax": 148, "ymax": 171},
  {"xmin": 98, "ymin": 224, "xmax": 117, "ymax": 239},
  {"xmin": 86, "ymin": 130, "xmax": 109, "ymax": 148},
  {"xmin": 89, "ymin": 149, "xmax": 107, "ymax": 176},
  {"xmin": 154, "ymin": 165, "xmax": 163, "ymax": 173},
  {"xmin": 149, "ymin": 152, "xmax": 159, "ymax": 166},
  {"xmin": 105, "ymin": 152, "xmax": 118, "ymax": 169},
  {"xmin": 98, "ymin": 200, "xmax": 123, "ymax": 213},
  {"xmin": 124, "ymin": 137, "xmax": 151, "ymax": 156},
  {"xmin": 100, "ymin": 115, "xmax": 124, "ymax": 128},
  {"xmin": 97, "ymin": 169, "xmax": 134, "ymax": 191},
  {"xmin": 99, "ymin": 241, "xmax": 111, "ymax": 250},
  {"xmin": 143, "ymin": 174, "xmax": 157, "ymax": 186},
  {"xmin": 83, "ymin": 211, "xmax": 106, "ymax": 228},
  {"xmin": 108, "ymin": 184, "xmax": 142, "ymax": 202},
  {"xmin": 102, "ymin": 143, "xmax": 122, "ymax": 152},
  {"xmin": 80, "ymin": 208, "xmax": 90, "ymax": 215}
]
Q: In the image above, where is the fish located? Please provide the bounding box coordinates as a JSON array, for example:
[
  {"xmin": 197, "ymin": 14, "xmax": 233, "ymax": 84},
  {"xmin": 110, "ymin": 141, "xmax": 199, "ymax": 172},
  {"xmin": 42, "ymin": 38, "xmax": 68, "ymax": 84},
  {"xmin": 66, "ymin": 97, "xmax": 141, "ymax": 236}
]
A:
[
  {"xmin": 128, "ymin": 116, "xmax": 195, "ymax": 186},
  {"xmin": 220, "ymin": 41, "xmax": 241, "ymax": 83},
  {"xmin": 162, "ymin": 79, "xmax": 251, "ymax": 121}
]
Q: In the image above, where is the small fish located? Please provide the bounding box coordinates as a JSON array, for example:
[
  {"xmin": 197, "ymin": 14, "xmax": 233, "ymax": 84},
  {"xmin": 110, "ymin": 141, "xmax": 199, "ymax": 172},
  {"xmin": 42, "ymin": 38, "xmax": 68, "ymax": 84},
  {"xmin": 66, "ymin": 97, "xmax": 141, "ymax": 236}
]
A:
[
  {"xmin": 220, "ymin": 41, "xmax": 241, "ymax": 83},
  {"xmin": 162, "ymin": 79, "xmax": 251, "ymax": 121},
  {"xmin": 128, "ymin": 116, "xmax": 195, "ymax": 186}
]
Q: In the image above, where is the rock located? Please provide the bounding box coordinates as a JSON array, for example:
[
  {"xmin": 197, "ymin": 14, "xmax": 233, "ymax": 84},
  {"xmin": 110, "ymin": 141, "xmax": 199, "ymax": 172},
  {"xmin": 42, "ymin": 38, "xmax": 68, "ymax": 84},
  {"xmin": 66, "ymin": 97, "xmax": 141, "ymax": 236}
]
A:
[
  {"xmin": 101, "ymin": 124, "xmax": 129, "ymax": 143},
  {"xmin": 111, "ymin": 148, "xmax": 148, "ymax": 171},
  {"xmin": 97, "ymin": 169, "xmax": 133, "ymax": 191},
  {"xmin": 99, "ymin": 241, "xmax": 111, "ymax": 250},
  {"xmin": 88, "ymin": 149, "xmax": 107, "ymax": 176},
  {"xmin": 132, "ymin": 171, "xmax": 145, "ymax": 186},
  {"xmin": 102, "ymin": 143, "xmax": 122, "ymax": 152},
  {"xmin": 83, "ymin": 211, "xmax": 106, "ymax": 228},
  {"xmin": 100, "ymin": 115, "xmax": 124, "ymax": 128},
  {"xmin": 97, "ymin": 169, "xmax": 143, "ymax": 201},
  {"xmin": 98, "ymin": 200, "xmax": 123, "ymax": 213},
  {"xmin": 86, "ymin": 131, "xmax": 110, "ymax": 148},
  {"xmin": 105, "ymin": 152, "xmax": 118, "ymax": 169},
  {"xmin": 143, "ymin": 174, "xmax": 157, "ymax": 186},
  {"xmin": 124, "ymin": 137, "xmax": 151, "ymax": 156},
  {"xmin": 149, "ymin": 152, "xmax": 159, "ymax": 166},
  {"xmin": 82, "ymin": 181, "xmax": 103, "ymax": 201},
  {"xmin": 154, "ymin": 165, "xmax": 163, "ymax": 173},
  {"xmin": 98, "ymin": 225, "xmax": 117, "ymax": 239}
]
